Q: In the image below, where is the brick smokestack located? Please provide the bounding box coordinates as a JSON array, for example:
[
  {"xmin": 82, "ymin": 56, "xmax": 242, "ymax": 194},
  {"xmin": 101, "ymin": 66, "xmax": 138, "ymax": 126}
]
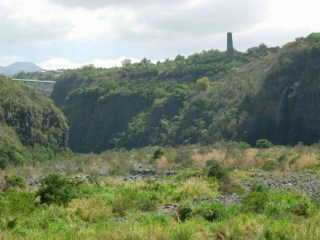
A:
[{"xmin": 227, "ymin": 32, "xmax": 234, "ymax": 55}]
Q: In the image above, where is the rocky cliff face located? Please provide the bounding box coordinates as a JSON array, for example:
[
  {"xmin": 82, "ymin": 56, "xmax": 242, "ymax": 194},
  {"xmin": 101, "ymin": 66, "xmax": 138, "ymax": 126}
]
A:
[
  {"xmin": 0, "ymin": 77, "xmax": 68, "ymax": 165},
  {"xmin": 247, "ymin": 34, "xmax": 320, "ymax": 145},
  {"xmin": 50, "ymin": 33, "xmax": 320, "ymax": 152}
]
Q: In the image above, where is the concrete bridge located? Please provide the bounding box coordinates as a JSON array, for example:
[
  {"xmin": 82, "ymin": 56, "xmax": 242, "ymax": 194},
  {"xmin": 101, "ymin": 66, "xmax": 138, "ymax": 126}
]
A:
[
  {"xmin": 12, "ymin": 79, "xmax": 56, "ymax": 96},
  {"xmin": 12, "ymin": 79, "xmax": 56, "ymax": 84}
]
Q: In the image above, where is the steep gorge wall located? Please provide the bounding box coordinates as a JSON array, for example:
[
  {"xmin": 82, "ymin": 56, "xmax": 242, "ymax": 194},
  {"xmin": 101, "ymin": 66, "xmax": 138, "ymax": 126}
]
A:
[
  {"xmin": 0, "ymin": 77, "xmax": 69, "ymax": 164},
  {"xmin": 247, "ymin": 35, "xmax": 320, "ymax": 145},
  {"xmin": 50, "ymin": 34, "xmax": 320, "ymax": 152}
]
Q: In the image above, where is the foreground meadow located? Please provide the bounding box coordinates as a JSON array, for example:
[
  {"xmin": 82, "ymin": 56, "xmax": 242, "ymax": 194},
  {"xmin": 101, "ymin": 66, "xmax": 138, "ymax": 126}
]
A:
[{"xmin": 1, "ymin": 142, "xmax": 320, "ymax": 239}]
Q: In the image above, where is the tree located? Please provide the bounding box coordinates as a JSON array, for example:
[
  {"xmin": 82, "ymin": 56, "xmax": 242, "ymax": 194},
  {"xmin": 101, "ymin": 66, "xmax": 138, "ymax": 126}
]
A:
[
  {"xmin": 196, "ymin": 77, "xmax": 209, "ymax": 91},
  {"xmin": 37, "ymin": 174, "xmax": 77, "ymax": 206}
]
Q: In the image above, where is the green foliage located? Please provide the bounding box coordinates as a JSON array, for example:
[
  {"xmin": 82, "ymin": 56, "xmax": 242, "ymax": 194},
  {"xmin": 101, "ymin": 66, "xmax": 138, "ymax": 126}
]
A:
[
  {"xmin": 172, "ymin": 223, "xmax": 195, "ymax": 240},
  {"xmin": 262, "ymin": 160, "xmax": 278, "ymax": 171},
  {"xmin": 194, "ymin": 202, "xmax": 230, "ymax": 222},
  {"xmin": 0, "ymin": 160, "xmax": 319, "ymax": 239},
  {"xmin": 4, "ymin": 175, "xmax": 26, "ymax": 190},
  {"xmin": 196, "ymin": 76, "xmax": 209, "ymax": 91},
  {"xmin": 242, "ymin": 184, "xmax": 269, "ymax": 213},
  {"xmin": 0, "ymin": 191, "xmax": 36, "ymax": 220},
  {"xmin": 51, "ymin": 49, "xmax": 254, "ymax": 153},
  {"xmin": 206, "ymin": 160, "xmax": 229, "ymax": 182},
  {"xmin": 112, "ymin": 187, "xmax": 158, "ymax": 216},
  {"xmin": 256, "ymin": 139, "xmax": 273, "ymax": 149},
  {"xmin": 265, "ymin": 191, "xmax": 315, "ymax": 218},
  {"xmin": 37, "ymin": 174, "xmax": 77, "ymax": 206},
  {"xmin": 177, "ymin": 204, "xmax": 193, "ymax": 222},
  {"xmin": 0, "ymin": 77, "xmax": 68, "ymax": 166},
  {"xmin": 152, "ymin": 148, "xmax": 165, "ymax": 161}
]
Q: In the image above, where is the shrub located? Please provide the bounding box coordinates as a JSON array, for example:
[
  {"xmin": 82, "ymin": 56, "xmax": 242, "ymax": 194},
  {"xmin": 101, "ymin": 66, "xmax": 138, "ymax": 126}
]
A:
[
  {"xmin": 0, "ymin": 144, "xmax": 25, "ymax": 169},
  {"xmin": 206, "ymin": 160, "xmax": 229, "ymax": 182},
  {"xmin": 196, "ymin": 77, "xmax": 210, "ymax": 91},
  {"xmin": 262, "ymin": 160, "xmax": 278, "ymax": 171},
  {"xmin": 242, "ymin": 184, "xmax": 269, "ymax": 213},
  {"xmin": 112, "ymin": 187, "xmax": 158, "ymax": 216},
  {"xmin": 265, "ymin": 191, "xmax": 315, "ymax": 218},
  {"xmin": 136, "ymin": 192, "xmax": 158, "ymax": 212},
  {"xmin": 36, "ymin": 174, "xmax": 77, "ymax": 206},
  {"xmin": 152, "ymin": 148, "xmax": 165, "ymax": 161},
  {"xmin": 177, "ymin": 204, "xmax": 192, "ymax": 222},
  {"xmin": 195, "ymin": 202, "xmax": 228, "ymax": 222},
  {"xmin": 0, "ymin": 157, "xmax": 8, "ymax": 170},
  {"xmin": 4, "ymin": 175, "xmax": 26, "ymax": 191},
  {"xmin": 256, "ymin": 139, "xmax": 273, "ymax": 148}
]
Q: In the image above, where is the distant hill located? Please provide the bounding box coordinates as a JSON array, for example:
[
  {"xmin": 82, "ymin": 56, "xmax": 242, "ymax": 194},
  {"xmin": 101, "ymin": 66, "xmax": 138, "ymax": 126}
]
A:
[{"xmin": 0, "ymin": 62, "xmax": 43, "ymax": 76}]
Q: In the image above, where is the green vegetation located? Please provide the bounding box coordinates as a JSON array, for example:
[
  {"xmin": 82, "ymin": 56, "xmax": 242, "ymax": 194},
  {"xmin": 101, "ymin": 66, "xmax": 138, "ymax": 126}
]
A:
[
  {"xmin": 0, "ymin": 77, "xmax": 69, "ymax": 167},
  {"xmin": 49, "ymin": 33, "xmax": 320, "ymax": 153},
  {"xmin": 3, "ymin": 33, "xmax": 320, "ymax": 239},
  {"xmin": 37, "ymin": 174, "xmax": 77, "ymax": 206},
  {"xmin": 51, "ymin": 50, "xmax": 255, "ymax": 152},
  {"xmin": 0, "ymin": 143, "xmax": 320, "ymax": 239}
]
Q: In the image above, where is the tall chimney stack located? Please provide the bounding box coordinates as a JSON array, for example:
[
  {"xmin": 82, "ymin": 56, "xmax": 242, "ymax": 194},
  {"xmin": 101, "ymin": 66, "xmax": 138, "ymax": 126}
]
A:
[{"xmin": 227, "ymin": 32, "xmax": 234, "ymax": 55}]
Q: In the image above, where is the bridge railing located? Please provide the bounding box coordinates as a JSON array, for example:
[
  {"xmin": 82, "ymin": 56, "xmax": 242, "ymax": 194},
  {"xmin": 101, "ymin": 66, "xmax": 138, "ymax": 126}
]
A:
[{"xmin": 12, "ymin": 79, "xmax": 56, "ymax": 84}]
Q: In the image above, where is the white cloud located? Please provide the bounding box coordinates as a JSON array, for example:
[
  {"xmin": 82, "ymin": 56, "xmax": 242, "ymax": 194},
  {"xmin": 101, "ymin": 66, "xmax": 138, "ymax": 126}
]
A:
[
  {"xmin": 1, "ymin": 0, "xmax": 320, "ymax": 67},
  {"xmin": 39, "ymin": 57, "xmax": 140, "ymax": 70},
  {"xmin": 39, "ymin": 58, "xmax": 81, "ymax": 70}
]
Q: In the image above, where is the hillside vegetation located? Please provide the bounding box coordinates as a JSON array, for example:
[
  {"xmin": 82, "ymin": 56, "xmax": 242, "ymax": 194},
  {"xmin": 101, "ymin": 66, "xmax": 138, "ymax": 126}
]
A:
[
  {"xmin": 51, "ymin": 43, "xmax": 278, "ymax": 152},
  {"xmin": 51, "ymin": 34, "xmax": 320, "ymax": 153},
  {"xmin": 0, "ymin": 77, "xmax": 69, "ymax": 167}
]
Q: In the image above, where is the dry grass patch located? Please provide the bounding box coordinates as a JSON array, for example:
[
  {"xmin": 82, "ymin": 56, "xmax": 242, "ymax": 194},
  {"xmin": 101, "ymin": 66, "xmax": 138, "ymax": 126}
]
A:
[{"xmin": 68, "ymin": 197, "xmax": 112, "ymax": 223}]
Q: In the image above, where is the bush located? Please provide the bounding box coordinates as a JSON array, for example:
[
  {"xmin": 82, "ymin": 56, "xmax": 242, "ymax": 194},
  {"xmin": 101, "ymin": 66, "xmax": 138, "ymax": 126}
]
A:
[
  {"xmin": 262, "ymin": 160, "xmax": 278, "ymax": 171},
  {"xmin": 196, "ymin": 77, "xmax": 210, "ymax": 91},
  {"xmin": 112, "ymin": 187, "xmax": 158, "ymax": 216},
  {"xmin": 177, "ymin": 204, "xmax": 192, "ymax": 222},
  {"xmin": 256, "ymin": 139, "xmax": 273, "ymax": 148},
  {"xmin": 206, "ymin": 160, "xmax": 229, "ymax": 182},
  {"xmin": 0, "ymin": 191, "xmax": 36, "ymax": 221},
  {"xmin": 36, "ymin": 174, "xmax": 77, "ymax": 206},
  {"xmin": 0, "ymin": 144, "xmax": 25, "ymax": 169},
  {"xmin": 265, "ymin": 191, "xmax": 315, "ymax": 218},
  {"xmin": 195, "ymin": 202, "xmax": 228, "ymax": 222},
  {"xmin": 242, "ymin": 184, "xmax": 269, "ymax": 213},
  {"xmin": 0, "ymin": 157, "xmax": 8, "ymax": 170},
  {"xmin": 4, "ymin": 175, "xmax": 26, "ymax": 191},
  {"xmin": 152, "ymin": 148, "xmax": 165, "ymax": 161}
]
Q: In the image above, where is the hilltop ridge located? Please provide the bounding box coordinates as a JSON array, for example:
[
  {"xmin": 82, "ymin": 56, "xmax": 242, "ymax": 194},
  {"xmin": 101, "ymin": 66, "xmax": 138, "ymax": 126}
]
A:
[{"xmin": 0, "ymin": 62, "xmax": 43, "ymax": 76}]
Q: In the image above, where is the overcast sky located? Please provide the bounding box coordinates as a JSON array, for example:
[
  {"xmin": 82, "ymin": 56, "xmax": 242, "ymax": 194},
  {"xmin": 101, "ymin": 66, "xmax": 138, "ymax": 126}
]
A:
[{"xmin": 0, "ymin": 0, "xmax": 319, "ymax": 70}]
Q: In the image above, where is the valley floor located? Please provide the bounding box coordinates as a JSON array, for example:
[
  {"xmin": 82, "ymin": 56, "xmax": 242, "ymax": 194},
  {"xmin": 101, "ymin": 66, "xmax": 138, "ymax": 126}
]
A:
[{"xmin": 1, "ymin": 143, "xmax": 320, "ymax": 239}]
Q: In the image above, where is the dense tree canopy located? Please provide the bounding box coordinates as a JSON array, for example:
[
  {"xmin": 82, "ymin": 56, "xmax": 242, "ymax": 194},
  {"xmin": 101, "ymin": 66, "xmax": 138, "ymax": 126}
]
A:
[{"xmin": 50, "ymin": 34, "xmax": 320, "ymax": 152}]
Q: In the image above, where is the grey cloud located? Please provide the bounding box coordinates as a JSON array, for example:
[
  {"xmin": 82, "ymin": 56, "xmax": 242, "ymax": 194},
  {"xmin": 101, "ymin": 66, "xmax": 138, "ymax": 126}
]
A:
[
  {"xmin": 139, "ymin": 0, "xmax": 267, "ymax": 36},
  {"xmin": 0, "ymin": 13, "xmax": 72, "ymax": 47}
]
